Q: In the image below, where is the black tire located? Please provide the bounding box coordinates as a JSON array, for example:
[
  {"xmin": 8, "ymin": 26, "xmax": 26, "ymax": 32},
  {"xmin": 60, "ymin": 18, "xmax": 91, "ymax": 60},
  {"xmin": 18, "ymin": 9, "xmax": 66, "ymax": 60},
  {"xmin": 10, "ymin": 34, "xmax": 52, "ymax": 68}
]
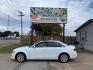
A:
[
  {"xmin": 15, "ymin": 52, "xmax": 26, "ymax": 62},
  {"xmin": 58, "ymin": 53, "xmax": 70, "ymax": 63}
]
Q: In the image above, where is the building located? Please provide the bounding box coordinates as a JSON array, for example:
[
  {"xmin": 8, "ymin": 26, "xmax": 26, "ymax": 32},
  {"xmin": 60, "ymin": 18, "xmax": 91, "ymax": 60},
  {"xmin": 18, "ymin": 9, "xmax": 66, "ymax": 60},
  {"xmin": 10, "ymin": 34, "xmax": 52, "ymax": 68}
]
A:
[{"xmin": 75, "ymin": 19, "xmax": 93, "ymax": 51}]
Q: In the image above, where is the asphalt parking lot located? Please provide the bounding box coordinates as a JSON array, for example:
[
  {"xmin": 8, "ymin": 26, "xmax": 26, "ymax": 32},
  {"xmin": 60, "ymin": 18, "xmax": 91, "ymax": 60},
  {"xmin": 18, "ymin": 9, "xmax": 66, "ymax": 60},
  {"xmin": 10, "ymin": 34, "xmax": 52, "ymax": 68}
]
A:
[
  {"xmin": 0, "ymin": 39, "xmax": 20, "ymax": 45},
  {"xmin": 0, "ymin": 54, "xmax": 19, "ymax": 70},
  {"xmin": 0, "ymin": 53, "xmax": 93, "ymax": 70}
]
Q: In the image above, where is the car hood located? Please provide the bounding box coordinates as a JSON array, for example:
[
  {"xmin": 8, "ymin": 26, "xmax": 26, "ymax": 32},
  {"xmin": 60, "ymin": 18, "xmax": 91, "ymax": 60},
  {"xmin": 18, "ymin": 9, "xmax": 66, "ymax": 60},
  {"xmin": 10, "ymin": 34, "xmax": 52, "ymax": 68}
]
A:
[{"xmin": 13, "ymin": 46, "xmax": 29, "ymax": 51}]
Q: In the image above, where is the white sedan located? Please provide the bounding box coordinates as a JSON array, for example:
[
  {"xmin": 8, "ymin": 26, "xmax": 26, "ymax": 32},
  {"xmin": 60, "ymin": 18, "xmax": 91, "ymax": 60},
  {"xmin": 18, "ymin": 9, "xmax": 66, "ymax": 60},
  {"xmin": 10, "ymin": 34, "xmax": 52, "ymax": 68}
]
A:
[{"xmin": 11, "ymin": 40, "xmax": 77, "ymax": 63}]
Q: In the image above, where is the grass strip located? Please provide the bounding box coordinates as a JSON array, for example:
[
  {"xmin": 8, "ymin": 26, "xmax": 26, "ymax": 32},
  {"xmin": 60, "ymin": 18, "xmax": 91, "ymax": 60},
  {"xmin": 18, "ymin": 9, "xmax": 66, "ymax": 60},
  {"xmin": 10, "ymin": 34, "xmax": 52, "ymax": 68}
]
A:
[{"xmin": 0, "ymin": 43, "xmax": 29, "ymax": 53}]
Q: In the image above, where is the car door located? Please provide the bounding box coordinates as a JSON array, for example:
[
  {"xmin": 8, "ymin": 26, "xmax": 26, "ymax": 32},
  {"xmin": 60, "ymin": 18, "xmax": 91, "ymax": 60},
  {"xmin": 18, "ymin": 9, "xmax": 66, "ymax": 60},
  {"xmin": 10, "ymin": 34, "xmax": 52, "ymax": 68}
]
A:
[
  {"xmin": 29, "ymin": 42, "xmax": 48, "ymax": 59},
  {"xmin": 44, "ymin": 41, "xmax": 64, "ymax": 59}
]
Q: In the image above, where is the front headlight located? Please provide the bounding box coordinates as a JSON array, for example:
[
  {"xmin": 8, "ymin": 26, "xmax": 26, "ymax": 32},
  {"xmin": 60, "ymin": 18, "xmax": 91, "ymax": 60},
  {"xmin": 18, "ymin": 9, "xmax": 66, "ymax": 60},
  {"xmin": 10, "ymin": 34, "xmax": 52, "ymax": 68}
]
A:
[{"xmin": 12, "ymin": 50, "xmax": 16, "ymax": 53}]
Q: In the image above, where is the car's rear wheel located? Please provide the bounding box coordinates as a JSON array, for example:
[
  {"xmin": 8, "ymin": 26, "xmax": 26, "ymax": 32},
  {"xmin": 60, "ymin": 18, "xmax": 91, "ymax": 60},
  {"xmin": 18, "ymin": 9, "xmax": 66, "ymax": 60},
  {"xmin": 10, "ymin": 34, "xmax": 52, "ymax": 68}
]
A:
[
  {"xmin": 15, "ymin": 53, "xmax": 26, "ymax": 62},
  {"xmin": 58, "ymin": 53, "xmax": 70, "ymax": 63}
]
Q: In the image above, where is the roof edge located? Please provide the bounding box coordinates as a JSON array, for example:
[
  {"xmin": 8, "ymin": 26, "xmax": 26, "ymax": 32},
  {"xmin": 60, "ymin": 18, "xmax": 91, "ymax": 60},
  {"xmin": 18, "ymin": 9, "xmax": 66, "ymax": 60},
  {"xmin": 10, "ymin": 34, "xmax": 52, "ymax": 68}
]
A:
[{"xmin": 74, "ymin": 19, "xmax": 93, "ymax": 32}]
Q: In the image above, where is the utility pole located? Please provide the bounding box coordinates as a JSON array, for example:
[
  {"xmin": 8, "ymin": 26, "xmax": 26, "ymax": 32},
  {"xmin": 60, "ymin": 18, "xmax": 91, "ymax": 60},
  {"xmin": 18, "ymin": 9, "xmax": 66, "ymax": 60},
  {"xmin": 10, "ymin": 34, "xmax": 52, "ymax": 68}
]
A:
[
  {"xmin": 7, "ymin": 15, "xmax": 9, "ymax": 31},
  {"xmin": 18, "ymin": 11, "xmax": 24, "ymax": 36}
]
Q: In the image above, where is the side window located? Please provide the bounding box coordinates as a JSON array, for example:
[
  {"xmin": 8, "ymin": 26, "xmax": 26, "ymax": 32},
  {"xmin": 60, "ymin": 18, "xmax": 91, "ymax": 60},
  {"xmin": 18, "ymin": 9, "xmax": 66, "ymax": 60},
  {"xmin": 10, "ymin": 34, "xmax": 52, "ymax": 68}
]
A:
[
  {"xmin": 47, "ymin": 42, "xmax": 63, "ymax": 47},
  {"xmin": 35, "ymin": 42, "xmax": 47, "ymax": 47}
]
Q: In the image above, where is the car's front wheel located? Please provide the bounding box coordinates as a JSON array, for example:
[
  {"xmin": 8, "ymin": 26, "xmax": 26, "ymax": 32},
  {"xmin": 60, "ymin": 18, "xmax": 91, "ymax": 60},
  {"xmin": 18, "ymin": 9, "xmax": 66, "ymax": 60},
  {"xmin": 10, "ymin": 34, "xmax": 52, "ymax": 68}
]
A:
[
  {"xmin": 15, "ymin": 53, "xmax": 26, "ymax": 62},
  {"xmin": 58, "ymin": 53, "xmax": 70, "ymax": 63}
]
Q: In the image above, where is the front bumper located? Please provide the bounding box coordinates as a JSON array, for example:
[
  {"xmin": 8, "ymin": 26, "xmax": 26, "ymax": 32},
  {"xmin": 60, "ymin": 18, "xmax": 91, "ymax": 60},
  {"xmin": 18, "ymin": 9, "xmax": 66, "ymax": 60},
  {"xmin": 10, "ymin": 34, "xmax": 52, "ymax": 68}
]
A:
[{"xmin": 11, "ymin": 51, "xmax": 16, "ymax": 60}]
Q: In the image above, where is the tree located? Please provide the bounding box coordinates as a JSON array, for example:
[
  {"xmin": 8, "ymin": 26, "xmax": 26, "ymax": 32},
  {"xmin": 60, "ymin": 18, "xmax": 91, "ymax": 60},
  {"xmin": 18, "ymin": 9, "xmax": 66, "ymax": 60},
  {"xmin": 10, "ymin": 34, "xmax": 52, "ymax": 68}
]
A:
[
  {"xmin": 13, "ymin": 31, "xmax": 20, "ymax": 37},
  {"xmin": 31, "ymin": 24, "xmax": 43, "ymax": 35},
  {"xmin": 2, "ymin": 31, "xmax": 12, "ymax": 37},
  {"xmin": 0, "ymin": 32, "xmax": 3, "ymax": 37},
  {"xmin": 31, "ymin": 24, "xmax": 63, "ymax": 36}
]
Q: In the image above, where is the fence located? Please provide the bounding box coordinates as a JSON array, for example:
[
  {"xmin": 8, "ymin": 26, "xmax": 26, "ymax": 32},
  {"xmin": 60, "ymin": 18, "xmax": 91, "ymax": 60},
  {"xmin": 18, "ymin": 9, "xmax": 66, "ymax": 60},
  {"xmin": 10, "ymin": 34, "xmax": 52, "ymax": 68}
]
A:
[{"xmin": 21, "ymin": 35, "xmax": 76, "ymax": 44}]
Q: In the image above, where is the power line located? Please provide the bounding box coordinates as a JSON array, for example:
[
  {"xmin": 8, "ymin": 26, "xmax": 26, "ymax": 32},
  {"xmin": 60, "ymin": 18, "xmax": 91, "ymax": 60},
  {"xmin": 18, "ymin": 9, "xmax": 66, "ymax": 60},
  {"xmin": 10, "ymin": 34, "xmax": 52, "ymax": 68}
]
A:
[
  {"xmin": 0, "ymin": 0, "xmax": 18, "ymax": 13},
  {"xmin": 0, "ymin": 0, "xmax": 20, "ymax": 21},
  {"xmin": 0, "ymin": 10, "xmax": 20, "ymax": 25}
]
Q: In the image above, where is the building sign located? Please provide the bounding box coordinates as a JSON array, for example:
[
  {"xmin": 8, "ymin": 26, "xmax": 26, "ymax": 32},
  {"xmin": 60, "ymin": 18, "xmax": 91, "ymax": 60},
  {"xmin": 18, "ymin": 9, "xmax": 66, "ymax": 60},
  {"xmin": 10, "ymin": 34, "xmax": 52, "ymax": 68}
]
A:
[{"xmin": 30, "ymin": 7, "xmax": 67, "ymax": 23}]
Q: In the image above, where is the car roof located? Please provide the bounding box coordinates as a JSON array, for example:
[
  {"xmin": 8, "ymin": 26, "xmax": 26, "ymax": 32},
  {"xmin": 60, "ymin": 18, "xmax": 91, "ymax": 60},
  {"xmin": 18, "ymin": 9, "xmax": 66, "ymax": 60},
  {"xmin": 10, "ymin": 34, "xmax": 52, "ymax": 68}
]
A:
[{"xmin": 40, "ymin": 40, "xmax": 61, "ymax": 42}]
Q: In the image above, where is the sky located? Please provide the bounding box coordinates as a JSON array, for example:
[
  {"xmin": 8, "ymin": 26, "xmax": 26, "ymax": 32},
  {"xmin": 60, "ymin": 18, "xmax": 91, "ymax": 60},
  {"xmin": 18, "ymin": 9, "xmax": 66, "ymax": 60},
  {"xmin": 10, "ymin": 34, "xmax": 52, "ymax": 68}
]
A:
[{"xmin": 0, "ymin": 0, "xmax": 93, "ymax": 36}]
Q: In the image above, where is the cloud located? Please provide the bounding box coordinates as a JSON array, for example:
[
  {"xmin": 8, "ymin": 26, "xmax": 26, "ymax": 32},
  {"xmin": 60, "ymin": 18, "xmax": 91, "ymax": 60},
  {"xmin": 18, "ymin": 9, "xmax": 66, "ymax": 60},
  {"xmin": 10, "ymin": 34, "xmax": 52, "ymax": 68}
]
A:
[
  {"xmin": 0, "ymin": 0, "xmax": 93, "ymax": 35},
  {"xmin": 0, "ymin": 26, "xmax": 7, "ymax": 32},
  {"xmin": 65, "ymin": 0, "xmax": 93, "ymax": 36}
]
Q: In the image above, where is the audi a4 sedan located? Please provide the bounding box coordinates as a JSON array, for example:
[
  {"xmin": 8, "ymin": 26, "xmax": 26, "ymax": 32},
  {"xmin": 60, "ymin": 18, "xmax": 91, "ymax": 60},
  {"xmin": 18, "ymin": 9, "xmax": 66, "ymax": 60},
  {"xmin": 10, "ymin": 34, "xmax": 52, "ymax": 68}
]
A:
[{"xmin": 11, "ymin": 40, "xmax": 77, "ymax": 63}]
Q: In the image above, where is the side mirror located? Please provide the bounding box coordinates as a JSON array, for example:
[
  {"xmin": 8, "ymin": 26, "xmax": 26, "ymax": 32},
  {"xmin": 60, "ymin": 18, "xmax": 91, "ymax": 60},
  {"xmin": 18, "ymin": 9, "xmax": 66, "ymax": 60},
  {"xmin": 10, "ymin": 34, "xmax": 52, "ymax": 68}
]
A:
[{"xmin": 32, "ymin": 45, "xmax": 35, "ymax": 48}]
